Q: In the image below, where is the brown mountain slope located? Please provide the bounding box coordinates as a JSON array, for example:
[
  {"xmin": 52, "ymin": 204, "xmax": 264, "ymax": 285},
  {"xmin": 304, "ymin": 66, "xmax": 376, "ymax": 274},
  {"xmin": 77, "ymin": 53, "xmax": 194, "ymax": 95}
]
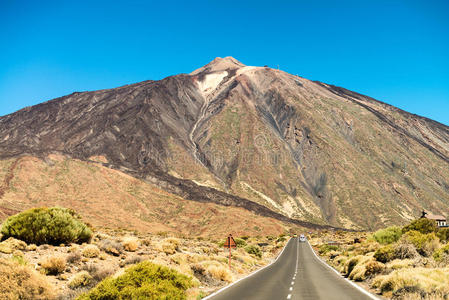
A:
[
  {"xmin": 1, "ymin": 57, "xmax": 448, "ymax": 230},
  {"xmin": 0, "ymin": 154, "xmax": 289, "ymax": 237}
]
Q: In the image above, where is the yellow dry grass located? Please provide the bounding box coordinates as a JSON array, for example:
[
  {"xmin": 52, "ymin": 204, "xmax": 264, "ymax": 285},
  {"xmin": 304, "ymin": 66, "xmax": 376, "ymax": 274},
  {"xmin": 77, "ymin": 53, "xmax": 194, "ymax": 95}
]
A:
[
  {"xmin": 82, "ymin": 244, "xmax": 100, "ymax": 258},
  {"xmin": 122, "ymin": 237, "xmax": 139, "ymax": 252},
  {"xmin": 40, "ymin": 255, "xmax": 67, "ymax": 275},
  {"xmin": 0, "ymin": 258, "xmax": 55, "ymax": 299},
  {"xmin": 372, "ymin": 267, "xmax": 449, "ymax": 295}
]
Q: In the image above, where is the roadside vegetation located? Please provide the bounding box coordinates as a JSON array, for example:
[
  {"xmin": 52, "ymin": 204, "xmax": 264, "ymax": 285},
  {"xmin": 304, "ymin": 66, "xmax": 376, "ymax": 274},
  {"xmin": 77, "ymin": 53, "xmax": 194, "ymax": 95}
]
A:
[
  {"xmin": 312, "ymin": 218, "xmax": 449, "ymax": 300},
  {"xmin": 0, "ymin": 207, "xmax": 288, "ymax": 299}
]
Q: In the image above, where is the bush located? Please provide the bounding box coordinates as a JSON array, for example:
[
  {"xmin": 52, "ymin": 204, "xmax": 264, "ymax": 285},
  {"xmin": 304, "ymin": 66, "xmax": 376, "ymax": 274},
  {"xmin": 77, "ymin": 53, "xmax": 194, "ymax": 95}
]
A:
[
  {"xmin": 82, "ymin": 245, "xmax": 100, "ymax": 258},
  {"xmin": 0, "ymin": 237, "xmax": 27, "ymax": 254},
  {"xmin": 365, "ymin": 261, "xmax": 385, "ymax": 277},
  {"xmin": 393, "ymin": 242, "xmax": 419, "ymax": 259},
  {"xmin": 402, "ymin": 218, "xmax": 437, "ymax": 234},
  {"xmin": 433, "ymin": 244, "xmax": 449, "ymax": 261},
  {"xmin": 161, "ymin": 238, "xmax": 180, "ymax": 255},
  {"xmin": 372, "ymin": 267, "xmax": 449, "ymax": 295},
  {"xmin": 319, "ymin": 244, "xmax": 339, "ymax": 255},
  {"xmin": 81, "ymin": 263, "xmax": 115, "ymax": 283},
  {"xmin": 99, "ymin": 239, "xmax": 123, "ymax": 256},
  {"xmin": 122, "ymin": 237, "xmax": 139, "ymax": 252},
  {"xmin": 400, "ymin": 231, "xmax": 439, "ymax": 257},
  {"xmin": 437, "ymin": 228, "xmax": 449, "ymax": 243},
  {"xmin": 345, "ymin": 256, "xmax": 363, "ymax": 276},
  {"xmin": 206, "ymin": 264, "xmax": 233, "ymax": 282},
  {"xmin": 235, "ymin": 238, "xmax": 247, "ymax": 248},
  {"xmin": 77, "ymin": 261, "xmax": 192, "ymax": 300},
  {"xmin": 372, "ymin": 226, "xmax": 402, "ymax": 245},
  {"xmin": 348, "ymin": 259, "xmax": 383, "ymax": 281},
  {"xmin": 67, "ymin": 251, "xmax": 82, "ymax": 264},
  {"xmin": 0, "ymin": 258, "xmax": 55, "ymax": 299},
  {"xmin": 41, "ymin": 255, "xmax": 67, "ymax": 275},
  {"xmin": 68, "ymin": 271, "xmax": 93, "ymax": 289},
  {"xmin": 244, "ymin": 245, "xmax": 262, "ymax": 258},
  {"xmin": 276, "ymin": 236, "xmax": 286, "ymax": 243},
  {"xmin": 122, "ymin": 255, "xmax": 144, "ymax": 267},
  {"xmin": 0, "ymin": 207, "xmax": 92, "ymax": 245},
  {"xmin": 374, "ymin": 245, "xmax": 396, "ymax": 263}
]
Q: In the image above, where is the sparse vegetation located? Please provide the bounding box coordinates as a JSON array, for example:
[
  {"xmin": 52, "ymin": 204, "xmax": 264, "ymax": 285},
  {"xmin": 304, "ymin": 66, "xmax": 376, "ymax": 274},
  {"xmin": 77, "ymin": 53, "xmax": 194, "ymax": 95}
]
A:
[
  {"xmin": 0, "ymin": 207, "xmax": 92, "ymax": 245},
  {"xmin": 315, "ymin": 218, "xmax": 449, "ymax": 300},
  {"xmin": 0, "ymin": 206, "xmax": 286, "ymax": 299}
]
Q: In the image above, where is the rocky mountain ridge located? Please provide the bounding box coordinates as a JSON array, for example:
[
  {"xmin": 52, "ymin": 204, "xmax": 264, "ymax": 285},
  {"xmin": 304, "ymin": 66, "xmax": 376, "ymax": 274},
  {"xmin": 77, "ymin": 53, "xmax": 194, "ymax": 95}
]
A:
[{"xmin": 1, "ymin": 57, "xmax": 449, "ymax": 230}]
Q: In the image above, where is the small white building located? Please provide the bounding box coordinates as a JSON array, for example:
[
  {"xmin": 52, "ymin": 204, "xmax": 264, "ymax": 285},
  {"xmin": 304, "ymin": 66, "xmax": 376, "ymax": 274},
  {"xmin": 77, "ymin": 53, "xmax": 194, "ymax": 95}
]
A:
[{"xmin": 421, "ymin": 210, "xmax": 448, "ymax": 227}]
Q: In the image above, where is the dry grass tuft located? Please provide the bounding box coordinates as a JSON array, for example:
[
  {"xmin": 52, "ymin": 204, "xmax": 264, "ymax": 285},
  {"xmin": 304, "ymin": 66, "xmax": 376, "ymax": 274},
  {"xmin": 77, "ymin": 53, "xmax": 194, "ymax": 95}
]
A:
[
  {"xmin": 68, "ymin": 271, "xmax": 93, "ymax": 289},
  {"xmin": 67, "ymin": 251, "xmax": 82, "ymax": 264},
  {"xmin": 99, "ymin": 239, "xmax": 123, "ymax": 256},
  {"xmin": 0, "ymin": 258, "xmax": 55, "ymax": 299},
  {"xmin": 386, "ymin": 258, "xmax": 414, "ymax": 270},
  {"xmin": 122, "ymin": 237, "xmax": 139, "ymax": 252},
  {"xmin": 372, "ymin": 267, "xmax": 449, "ymax": 295},
  {"xmin": 161, "ymin": 238, "xmax": 180, "ymax": 255},
  {"xmin": 82, "ymin": 244, "xmax": 100, "ymax": 258},
  {"xmin": 40, "ymin": 255, "xmax": 66, "ymax": 275}
]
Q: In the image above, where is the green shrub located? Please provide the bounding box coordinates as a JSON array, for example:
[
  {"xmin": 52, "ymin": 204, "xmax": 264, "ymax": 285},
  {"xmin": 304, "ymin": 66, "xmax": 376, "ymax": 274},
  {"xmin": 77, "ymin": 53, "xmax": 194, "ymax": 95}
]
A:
[
  {"xmin": 437, "ymin": 228, "xmax": 449, "ymax": 243},
  {"xmin": 402, "ymin": 218, "xmax": 437, "ymax": 234},
  {"xmin": 372, "ymin": 226, "xmax": 402, "ymax": 245},
  {"xmin": 374, "ymin": 245, "xmax": 395, "ymax": 263},
  {"xmin": 319, "ymin": 244, "xmax": 339, "ymax": 255},
  {"xmin": 276, "ymin": 236, "xmax": 286, "ymax": 243},
  {"xmin": 400, "ymin": 230, "xmax": 439, "ymax": 256},
  {"xmin": 77, "ymin": 261, "xmax": 192, "ymax": 300},
  {"xmin": 244, "ymin": 245, "xmax": 262, "ymax": 258},
  {"xmin": 235, "ymin": 238, "xmax": 247, "ymax": 248},
  {"xmin": 433, "ymin": 244, "xmax": 449, "ymax": 261},
  {"xmin": 0, "ymin": 207, "xmax": 92, "ymax": 245}
]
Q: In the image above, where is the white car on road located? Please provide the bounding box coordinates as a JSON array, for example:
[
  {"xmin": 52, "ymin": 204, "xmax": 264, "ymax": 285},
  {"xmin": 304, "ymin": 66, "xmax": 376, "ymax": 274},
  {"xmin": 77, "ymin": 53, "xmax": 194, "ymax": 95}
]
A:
[{"xmin": 299, "ymin": 234, "xmax": 306, "ymax": 242}]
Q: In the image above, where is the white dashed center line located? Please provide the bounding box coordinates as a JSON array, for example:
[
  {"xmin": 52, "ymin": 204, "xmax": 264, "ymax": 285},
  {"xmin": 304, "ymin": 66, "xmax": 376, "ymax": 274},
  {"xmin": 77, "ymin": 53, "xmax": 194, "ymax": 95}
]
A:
[{"xmin": 287, "ymin": 294, "xmax": 292, "ymax": 299}]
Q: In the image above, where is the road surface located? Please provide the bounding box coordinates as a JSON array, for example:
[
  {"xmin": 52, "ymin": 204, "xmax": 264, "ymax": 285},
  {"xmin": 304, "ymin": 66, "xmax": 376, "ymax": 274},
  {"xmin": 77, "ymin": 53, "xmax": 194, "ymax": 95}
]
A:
[{"xmin": 206, "ymin": 237, "xmax": 377, "ymax": 300}]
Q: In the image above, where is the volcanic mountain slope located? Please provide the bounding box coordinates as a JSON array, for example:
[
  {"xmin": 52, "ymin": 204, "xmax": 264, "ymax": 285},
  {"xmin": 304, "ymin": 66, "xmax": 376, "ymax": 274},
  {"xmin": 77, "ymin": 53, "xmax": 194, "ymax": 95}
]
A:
[{"xmin": 1, "ymin": 56, "xmax": 449, "ymax": 230}]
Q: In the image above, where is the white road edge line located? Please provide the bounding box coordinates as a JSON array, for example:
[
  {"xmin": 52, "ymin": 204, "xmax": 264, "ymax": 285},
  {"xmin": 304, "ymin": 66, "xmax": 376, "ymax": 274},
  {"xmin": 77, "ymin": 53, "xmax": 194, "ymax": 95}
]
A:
[
  {"xmin": 306, "ymin": 241, "xmax": 380, "ymax": 300},
  {"xmin": 202, "ymin": 238, "xmax": 294, "ymax": 300}
]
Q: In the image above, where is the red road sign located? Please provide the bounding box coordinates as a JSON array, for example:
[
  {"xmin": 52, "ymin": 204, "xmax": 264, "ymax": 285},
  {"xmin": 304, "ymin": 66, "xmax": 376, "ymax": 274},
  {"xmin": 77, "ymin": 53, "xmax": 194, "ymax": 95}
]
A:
[{"xmin": 224, "ymin": 234, "xmax": 237, "ymax": 248}]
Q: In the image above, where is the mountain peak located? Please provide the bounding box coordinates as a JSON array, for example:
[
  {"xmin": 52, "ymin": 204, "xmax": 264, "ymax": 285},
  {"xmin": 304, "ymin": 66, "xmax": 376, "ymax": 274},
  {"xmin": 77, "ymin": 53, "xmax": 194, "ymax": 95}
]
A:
[{"xmin": 190, "ymin": 56, "xmax": 246, "ymax": 75}]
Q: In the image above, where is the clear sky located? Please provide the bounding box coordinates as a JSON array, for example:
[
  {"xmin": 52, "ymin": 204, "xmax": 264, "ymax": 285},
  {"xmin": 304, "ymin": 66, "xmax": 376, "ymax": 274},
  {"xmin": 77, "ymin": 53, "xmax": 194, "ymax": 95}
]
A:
[{"xmin": 1, "ymin": 0, "xmax": 448, "ymax": 125}]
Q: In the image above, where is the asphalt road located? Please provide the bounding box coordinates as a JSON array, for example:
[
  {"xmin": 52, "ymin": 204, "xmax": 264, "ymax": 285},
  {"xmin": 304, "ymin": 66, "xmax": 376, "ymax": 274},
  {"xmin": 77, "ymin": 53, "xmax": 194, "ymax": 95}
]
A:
[{"xmin": 206, "ymin": 238, "xmax": 377, "ymax": 300}]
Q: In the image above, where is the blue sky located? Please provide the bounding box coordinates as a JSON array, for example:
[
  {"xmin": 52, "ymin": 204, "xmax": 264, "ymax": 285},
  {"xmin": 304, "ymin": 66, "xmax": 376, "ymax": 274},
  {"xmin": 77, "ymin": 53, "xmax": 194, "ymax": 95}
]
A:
[{"xmin": 1, "ymin": 0, "xmax": 448, "ymax": 125}]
